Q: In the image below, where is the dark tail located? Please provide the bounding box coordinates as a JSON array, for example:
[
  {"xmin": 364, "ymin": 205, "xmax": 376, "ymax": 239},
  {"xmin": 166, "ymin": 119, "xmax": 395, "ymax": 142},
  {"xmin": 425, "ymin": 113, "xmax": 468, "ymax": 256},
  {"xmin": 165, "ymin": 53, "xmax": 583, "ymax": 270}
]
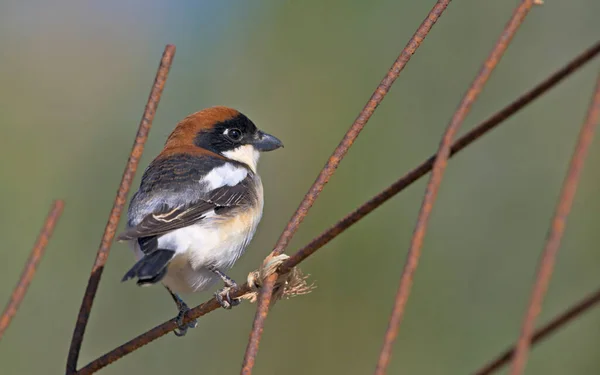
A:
[{"xmin": 122, "ymin": 249, "xmax": 175, "ymax": 286}]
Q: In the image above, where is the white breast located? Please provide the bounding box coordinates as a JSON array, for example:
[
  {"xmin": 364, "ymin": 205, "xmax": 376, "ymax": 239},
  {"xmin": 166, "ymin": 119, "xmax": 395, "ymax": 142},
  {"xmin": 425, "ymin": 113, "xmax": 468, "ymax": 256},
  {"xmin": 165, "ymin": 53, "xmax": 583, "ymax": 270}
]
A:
[{"xmin": 145, "ymin": 178, "xmax": 264, "ymax": 294}]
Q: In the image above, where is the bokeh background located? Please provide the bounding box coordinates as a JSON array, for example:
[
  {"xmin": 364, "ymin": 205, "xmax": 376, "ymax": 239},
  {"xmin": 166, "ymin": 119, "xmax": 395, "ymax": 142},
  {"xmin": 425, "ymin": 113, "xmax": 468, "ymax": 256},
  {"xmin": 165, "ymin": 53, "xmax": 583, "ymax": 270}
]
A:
[{"xmin": 1, "ymin": 1, "xmax": 599, "ymax": 374}]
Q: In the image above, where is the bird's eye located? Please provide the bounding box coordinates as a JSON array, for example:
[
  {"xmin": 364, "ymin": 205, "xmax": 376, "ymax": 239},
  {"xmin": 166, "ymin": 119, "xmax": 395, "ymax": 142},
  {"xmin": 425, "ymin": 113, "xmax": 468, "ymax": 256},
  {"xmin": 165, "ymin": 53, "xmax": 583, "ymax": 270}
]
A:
[{"xmin": 226, "ymin": 128, "xmax": 242, "ymax": 141}]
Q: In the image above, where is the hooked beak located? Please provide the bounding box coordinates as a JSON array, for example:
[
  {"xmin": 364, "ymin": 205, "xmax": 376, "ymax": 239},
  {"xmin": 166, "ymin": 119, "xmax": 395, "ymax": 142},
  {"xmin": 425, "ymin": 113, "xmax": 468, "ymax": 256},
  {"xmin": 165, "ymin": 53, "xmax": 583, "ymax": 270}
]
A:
[{"xmin": 253, "ymin": 131, "xmax": 284, "ymax": 151}]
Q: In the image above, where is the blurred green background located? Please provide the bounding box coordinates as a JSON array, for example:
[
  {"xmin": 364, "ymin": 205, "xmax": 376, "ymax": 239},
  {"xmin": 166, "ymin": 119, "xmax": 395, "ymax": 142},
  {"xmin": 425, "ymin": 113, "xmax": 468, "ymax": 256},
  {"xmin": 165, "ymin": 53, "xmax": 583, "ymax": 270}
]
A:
[{"xmin": 1, "ymin": 1, "xmax": 599, "ymax": 374}]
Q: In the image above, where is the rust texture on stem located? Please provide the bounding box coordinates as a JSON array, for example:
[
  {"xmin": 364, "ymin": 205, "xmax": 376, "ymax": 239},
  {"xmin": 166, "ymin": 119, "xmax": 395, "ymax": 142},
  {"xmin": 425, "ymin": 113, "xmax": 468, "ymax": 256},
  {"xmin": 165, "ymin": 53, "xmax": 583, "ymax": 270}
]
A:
[
  {"xmin": 76, "ymin": 298, "xmax": 226, "ymax": 375},
  {"xmin": 508, "ymin": 73, "xmax": 600, "ymax": 375},
  {"xmin": 0, "ymin": 200, "xmax": 64, "ymax": 341},
  {"xmin": 74, "ymin": 41, "xmax": 600, "ymax": 375},
  {"xmin": 281, "ymin": 40, "xmax": 600, "ymax": 273},
  {"xmin": 474, "ymin": 286, "xmax": 600, "ymax": 375},
  {"xmin": 374, "ymin": 2, "xmax": 537, "ymax": 374},
  {"xmin": 240, "ymin": 2, "xmax": 453, "ymax": 373},
  {"xmin": 66, "ymin": 45, "xmax": 176, "ymax": 374}
]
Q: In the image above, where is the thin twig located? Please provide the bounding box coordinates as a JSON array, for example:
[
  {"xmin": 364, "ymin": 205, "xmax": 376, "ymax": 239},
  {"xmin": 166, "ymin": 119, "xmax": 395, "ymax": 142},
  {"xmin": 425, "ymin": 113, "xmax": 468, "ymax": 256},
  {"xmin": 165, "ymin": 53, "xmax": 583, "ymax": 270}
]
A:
[
  {"xmin": 76, "ymin": 299, "xmax": 224, "ymax": 375},
  {"xmin": 241, "ymin": 2, "xmax": 453, "ymax": 373},
  {"xmin": 281, "ymin": 40, "xmax": 600, "ymax": 273},
  {"xmin": 374, "ymin": 2, "xmax": 537, "ymax": 374},
  {"xmin": 66, "ymin": 45, "xmax": 175, "ymax": 374},
  {"xmin": 74, "ymin": 40, "xmax": 600, "ymax": 375},
  {"xmin": 508, "ymin": 73, "xmax": 600, "ymax": 375},
  {"xmin": 0, "ymin": 200, "xmax": 64, "ymax": 341},
  {"xmin": 474, "ymin": 286, "xmax": 600, "ymax": 375}
]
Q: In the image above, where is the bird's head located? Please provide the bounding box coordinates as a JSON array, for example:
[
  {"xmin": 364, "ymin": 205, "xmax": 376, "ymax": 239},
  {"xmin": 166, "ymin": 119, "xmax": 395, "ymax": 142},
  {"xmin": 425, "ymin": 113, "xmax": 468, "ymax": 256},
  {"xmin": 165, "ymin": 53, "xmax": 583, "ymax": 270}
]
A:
[{"xmin": 163, "ymin": 106, "xmax": 283, "ymax": 172}]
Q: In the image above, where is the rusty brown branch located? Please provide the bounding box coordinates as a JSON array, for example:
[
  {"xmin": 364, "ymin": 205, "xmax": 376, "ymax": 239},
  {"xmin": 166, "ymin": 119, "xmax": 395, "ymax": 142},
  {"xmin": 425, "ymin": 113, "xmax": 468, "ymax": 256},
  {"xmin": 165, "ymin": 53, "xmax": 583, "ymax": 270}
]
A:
[
  {"xmin": 374, "ymin": 2, "xmax": 537, "ymax": 374},
  {"xmin": 474, "ymin": 286, "xmax": 600, "ymax": 375},
  {"xmin": 74, "ymin": 40, "xmax": 600, "ymax": 375},
  {"xmin": 508, "ymin": 73, "xmax": 600, "ymax": 375},
  {"xmin": 240, "ymin": 2, "xmax": 453, "ymax": 373},
  {"xmin": 0, "ymin": 200, "xmax": 64, "ymax": 341},
  {"xmin": 281, "ymin": 40, "xmax": 600, "ymax": 273},
  {"xmin": 76, "ymin": 299, "xmax": 227, "ymax": 375},
  {"xmin": 66, "ymin": 45, "xmax": 176, "ymax": 374}
]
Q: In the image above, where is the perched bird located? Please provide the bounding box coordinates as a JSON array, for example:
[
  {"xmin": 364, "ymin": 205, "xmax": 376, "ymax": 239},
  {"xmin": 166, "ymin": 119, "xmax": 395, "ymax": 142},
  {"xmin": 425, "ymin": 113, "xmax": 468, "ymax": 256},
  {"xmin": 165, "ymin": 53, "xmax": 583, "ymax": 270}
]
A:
[{"xmin": 117, "ymin": 106, "xmax": 283, "ymax": 336}]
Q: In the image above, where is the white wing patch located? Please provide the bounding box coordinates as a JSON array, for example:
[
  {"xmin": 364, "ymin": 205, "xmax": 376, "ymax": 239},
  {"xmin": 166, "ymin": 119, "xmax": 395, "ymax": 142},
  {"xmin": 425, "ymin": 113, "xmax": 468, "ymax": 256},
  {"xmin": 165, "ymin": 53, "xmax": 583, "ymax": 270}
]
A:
[{"xmin": 201, "ymin": 163, "xmax": 248, "ymax": 190}]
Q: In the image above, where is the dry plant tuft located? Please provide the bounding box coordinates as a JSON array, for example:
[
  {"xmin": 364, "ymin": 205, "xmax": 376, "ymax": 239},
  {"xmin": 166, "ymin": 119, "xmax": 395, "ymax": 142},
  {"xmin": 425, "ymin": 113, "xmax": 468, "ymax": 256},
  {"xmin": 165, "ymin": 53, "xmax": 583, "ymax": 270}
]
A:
[{"xmin": 241, "ymin": 254, "xmax": 316, "ymax": 305}]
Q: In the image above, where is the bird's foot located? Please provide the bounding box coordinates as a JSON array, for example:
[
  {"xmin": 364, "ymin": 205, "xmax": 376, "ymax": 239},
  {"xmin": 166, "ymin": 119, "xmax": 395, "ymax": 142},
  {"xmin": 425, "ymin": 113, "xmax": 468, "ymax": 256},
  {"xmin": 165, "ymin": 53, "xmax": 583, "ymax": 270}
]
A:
[
  {"xmin": 208, "ymin": 266, "xmax": 237, "ymax": 288},
  {"xmin": 215, "ymin": 285, "xmax": 241, "ymax": 310},
  {"xmin": 173, "ymin": 302, "xmax": 198, "ymax": 337},
  {"xmin": 208, "ymin": 266, "xmax": 241, "ymax": 309},
  {"xmin": 166, "ymin": 287, "xmax": 198, "ymax": 337}
]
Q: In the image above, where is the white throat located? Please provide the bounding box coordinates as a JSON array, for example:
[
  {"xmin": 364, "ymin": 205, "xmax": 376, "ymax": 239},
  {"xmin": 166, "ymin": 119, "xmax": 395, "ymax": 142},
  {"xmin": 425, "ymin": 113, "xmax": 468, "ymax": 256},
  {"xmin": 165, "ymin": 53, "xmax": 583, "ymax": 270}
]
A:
[{"xmin": 223, "ymin": 145, "xmax": 260, "ymax": 173}]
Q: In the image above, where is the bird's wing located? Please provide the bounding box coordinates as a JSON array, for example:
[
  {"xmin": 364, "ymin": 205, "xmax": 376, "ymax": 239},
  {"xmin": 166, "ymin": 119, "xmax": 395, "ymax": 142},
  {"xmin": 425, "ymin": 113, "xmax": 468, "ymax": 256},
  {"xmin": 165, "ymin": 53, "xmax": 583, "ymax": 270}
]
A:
[
  {"xmin": 116, "ymin": 202, "xmax": 214, "ymax": 241},
  {"xmin": 116, "ymin": 154, "xmax": 255, "ymax": 241}
]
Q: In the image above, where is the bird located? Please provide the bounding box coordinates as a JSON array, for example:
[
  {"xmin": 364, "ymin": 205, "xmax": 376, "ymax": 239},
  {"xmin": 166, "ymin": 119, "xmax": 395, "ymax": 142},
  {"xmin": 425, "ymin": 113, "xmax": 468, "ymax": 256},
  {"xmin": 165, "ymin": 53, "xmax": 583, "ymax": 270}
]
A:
[{"xmin": 116, "ymin": 106, "xmax": 283, "ymax": 336}]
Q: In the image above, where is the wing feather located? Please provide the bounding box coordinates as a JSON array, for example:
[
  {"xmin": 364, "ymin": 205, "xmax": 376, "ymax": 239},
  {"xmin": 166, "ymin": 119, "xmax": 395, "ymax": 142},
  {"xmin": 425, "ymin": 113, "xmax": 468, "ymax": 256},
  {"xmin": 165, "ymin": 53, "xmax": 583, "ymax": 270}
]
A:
[{"xmin": 117, "ymin": 154, "xmax": 256, "ymax": 241}]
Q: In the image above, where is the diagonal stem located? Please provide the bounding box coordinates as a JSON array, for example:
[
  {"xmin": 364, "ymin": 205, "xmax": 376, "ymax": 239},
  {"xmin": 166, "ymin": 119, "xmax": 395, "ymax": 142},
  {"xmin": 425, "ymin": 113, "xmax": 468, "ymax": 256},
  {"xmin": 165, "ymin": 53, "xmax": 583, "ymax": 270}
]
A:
[
  {"xmin": 0, "ymin": 200, "xmax": 64, "ymax": 341},
  {"xmin": 65, "ymin": 45, "xmax": 176, "ymax": 374},
  {"xmin": 474, "ymin": 286, "xmax": 600, "ymax": 375},
  {"xmin": 508, "ymin": 72, "xmax": 600, "ymax": 375},
  {"xmin": 280, "ymin": 40, "xmax": 600, "ymax": 274},
  {"xmin": 72, "ymin": 40, "xmax": 600, "ymax": 375},
  {"xmin": 374, "ymin": 1, "xmax": 537, "ymax": 374},
  {"xmin": 240, "ymin": 2, "xmax": 454, "ymax": 373}
]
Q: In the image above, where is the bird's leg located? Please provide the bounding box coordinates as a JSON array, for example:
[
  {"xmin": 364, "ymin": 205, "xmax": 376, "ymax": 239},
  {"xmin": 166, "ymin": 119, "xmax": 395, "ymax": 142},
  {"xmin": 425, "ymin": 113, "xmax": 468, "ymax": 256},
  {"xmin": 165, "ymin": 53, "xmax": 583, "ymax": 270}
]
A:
[
  {"xmin": 165, "ymin": 286, "xmax": 198, "ymax": 337},
  {"xmin": 207, "ymin": 266, "xmax": 240, "ymax": 309},
  {"xmin": 209, "ymin": 266, "xmax": 238, "ymax": 288}
]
